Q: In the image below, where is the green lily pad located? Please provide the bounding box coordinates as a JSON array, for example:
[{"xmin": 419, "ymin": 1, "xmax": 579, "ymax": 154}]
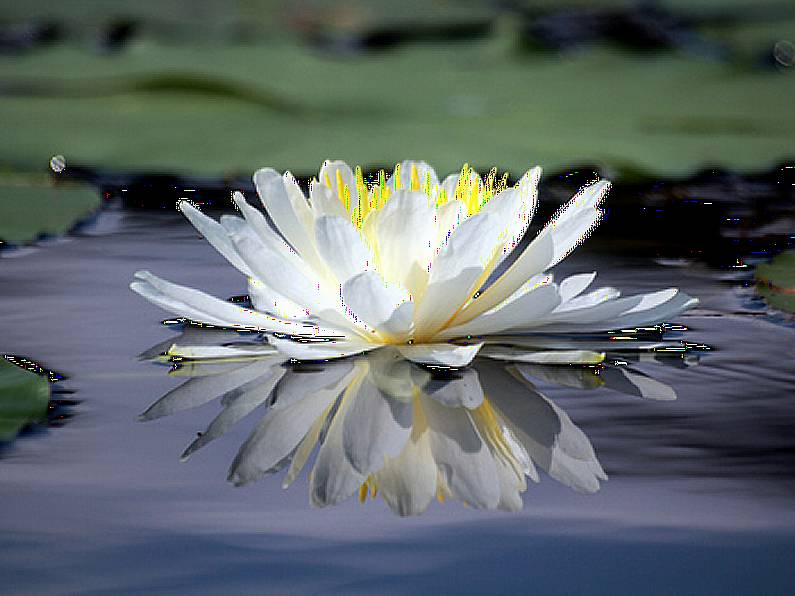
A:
[
  {"xmin": 0, "ymin": 357, "xmax": 50, "ymax": 443},
  {"xmin": 757, "ymin": 250, "xmax": 795, "ymax": 314},
  {"xmin": 0, "ymin": 15, "xmax": 793, "ymax": 179},
  {"xmin": 0, "ymin": 178, "xmax": 99, "ymax": 245}
]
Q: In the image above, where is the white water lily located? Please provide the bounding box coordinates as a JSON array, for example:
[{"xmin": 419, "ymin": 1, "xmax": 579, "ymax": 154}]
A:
[{"xmin": 131, "ymin": 160, "xmax": 697, "ymax": 367}]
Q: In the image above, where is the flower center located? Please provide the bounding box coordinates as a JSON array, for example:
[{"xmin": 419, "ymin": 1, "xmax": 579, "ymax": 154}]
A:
[{"xmin": 324, "ymin": 163, "xmax": 510, "ymax": 229}]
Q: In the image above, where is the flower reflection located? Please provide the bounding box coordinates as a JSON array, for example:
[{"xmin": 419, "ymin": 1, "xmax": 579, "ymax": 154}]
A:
[{"xmin": 140, "ymin": 327, "xmax": 699, "ymax": 516}]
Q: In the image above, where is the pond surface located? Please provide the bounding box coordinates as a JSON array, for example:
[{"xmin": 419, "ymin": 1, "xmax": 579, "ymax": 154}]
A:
[{"xmin": 2, "ymin": 205, "xmax": 795, "ymax": 594}]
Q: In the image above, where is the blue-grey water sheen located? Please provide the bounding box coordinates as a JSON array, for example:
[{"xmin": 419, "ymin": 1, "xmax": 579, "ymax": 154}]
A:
[{"xmin": 1, "ymin": 207, "xmax": 795, "ymax": 595}]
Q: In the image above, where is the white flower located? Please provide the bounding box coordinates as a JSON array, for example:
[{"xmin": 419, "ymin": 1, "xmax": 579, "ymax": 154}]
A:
[{"xmin": 131, "ymin": 160, "xmax": 697, "ymax": 367}]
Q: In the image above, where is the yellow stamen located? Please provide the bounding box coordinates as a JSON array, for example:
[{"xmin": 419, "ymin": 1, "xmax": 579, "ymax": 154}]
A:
[
  {"xmin": 410, "ymin": 163, "xmax": 420, "ymax": 191},
  {"xmin": 321, "ymin": 162, "xmax": 508, "ymax": 230}
]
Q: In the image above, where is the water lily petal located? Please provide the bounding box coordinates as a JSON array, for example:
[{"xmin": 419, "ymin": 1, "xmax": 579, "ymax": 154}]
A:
[
  {"xmin": 254, "ymin": 168, "xmax": 319, "ymax": 262},
  {"xmin": 268, "ymin": 336, "xmax": 379, "ymax": 361},
  {"xmin": 482, "ymin": 166, "xmax": 541, "ymax": 263},
  {"xmin": 387, "ymin": 160, "xmax": 439, "ymax": 191},
  {"xmin": 342, "ymin": 271, "xmax": 414, "ymax": 339},
  {"xmin": 309, "ymin": 179, "xmax": 348, "ymax": 219},
  {"xmin": 131, "ymin": 271, "xmax": 319, "ymax": 335},
  {"xmin": 178, "ymin": 201, "xmax": 251, "ymax": 275},
  {"xmin": 229, "ymin": 193, "xmax": 308, "ymax": 271},
  {"xmin": 226, "ymin": 230, "xmax": 361, "ymax": 335},
  {"xmin": 545, "ymin": 180, "xmax": 610, "ymax": 267},
  {"xmin": 452, "ymin": 179, "xmax": 608, "ymax": 326},
  {"xmin": 595, "ymin": 290, "xmax": 698, "ymax": 331},
  {"xmin": 413, "ymin": 211, "xmax": 504, "ymax": 338},
  {"xmin": 481, "ymin": 348, "xmax": 605, "ymax": 365},
  {"xmin": 166, "ymin": 343, "xmax": 277, "ymax": 360},
  {"xmin": 248, "ymin": 278, "xmax": 307, "ymax": 321},
  {"xmin": 554, "ymin": 286, "xmax": 620, "ymax": 312},
  {"xmin": 434, "ymin": 199, "xmax": 465, "ymax": 248},
  {"xmin": 397, "ymin": 343, "xmax": 482, "ymax": 367},
  {"xmin": 449, "ymin": 227, "xmax": 555, "ymax": 326},
  {"xmin": 541, "ymin": 289, "xmax": 697, "ymax": 333},
  {"xmin": 371, "ymin": 189, "xmax": 436, "ymax": 297},
  {"xmin": 315, "ymin": 215, "xmax": 374, "ymax": 283},
  {"xmin": 558, "ymin": 272, "xmax": 597, "ymax": 303},
  {"xmin": 440, "ymin": 282, "xmax": 561, "ymax": 339},
  {"xmin": 318, "ymin": 160, "xmax": 359, "ymax": 212}
]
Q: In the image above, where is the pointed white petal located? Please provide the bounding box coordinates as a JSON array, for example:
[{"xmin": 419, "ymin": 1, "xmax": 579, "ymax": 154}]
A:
[
  {"xmin": 247, "ymin": 278, "xmax": 307, "ymax": 321},
  {"xmin": 387, "ymin": 160, "xmax": 439, "ymax": 191},
  {"xmin": 371, "ymin": 189, "xmax": 436, "ymax": 297},
  {"xmin": 131, "ymin": 271, "xmax": 318, "ymax": 334},
  {"xmin": 315, "ymin": 215, "xmax": 374, "ymax": 283},
  {"xmin": 318, "ymin": 160, "xmax": 359, "ymax": 213},
  {"xmin": 439, "ymin": 171, "xmax": 460, "ymax": 196},
  {"xmin": 318, "ymin": 160, "xmax": 359, "ymax": 211},
  {"xmin": 545, "ymin": 179, "xmax": 610, "ymax": 267},
  {"xmin": 309, "ymin": 180, "xmax": 348, "ymax": 218},
  {"xmin": 452, "ymin": 179, "xmax": 608, "ymax": 326},
  {"xmin": 341, "ymin": 271, "xmax": 414, "ymax": 339},
  {"xmin": 413, "ymin": 211, "xmax": 504, "ymax": 338},
  {"xmin": 558, "ymin": 272, "xmax": 597, "ymax": 303},
  {"xmin": 554, "ymin": 286, "xmax": 620, "ymax": 313},
  {"xmin": 541, "ymin": 290, "xmax": 698, "ymax": 333},
  {"xmin": 268, "ymin": 336, "xmax": 379, "ymax": 361},
  {"xmin": 226, "ymin": 229, "xmax": 360, "ymax": 335},
  {"xmin": 397, "ymin": 343, "xmax": 482, "ymax": 368},
  {"xmin": 253, "ymin": 168, "xmax": 318, "ymax": 261},
  {"xmin": 166, "ymin": 343, "xmax": 277, "ymax": 360},
  {"xmin": 434, "ymin": 199, "xmax": 465, "ymax": 248},
  {"xmin": 482, "ymin": 166, "xmax": 541, "ymax": 264},
  {"xmin": 440, "ymin": 282, "xmax": 561, "ymax": 339},
  {"xmin": 178, "ymin": 201, "xmax": 251, "ymax": 275},
  {"xmin": 229, "ymin": 192, "xmax": 311, "ymax": 276},
  {"xmin": 481, "ymin": 348, "xmax": 605, "ymax": 365},
  {"xmin": 450, "ymin": 227, "xmax": 555, "ymax": 326}
]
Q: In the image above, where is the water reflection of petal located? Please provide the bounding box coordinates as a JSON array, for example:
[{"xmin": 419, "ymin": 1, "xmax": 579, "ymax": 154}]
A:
[{"xmin": 139, "ymin": 329, "xmax": 701, "ymax": 516}]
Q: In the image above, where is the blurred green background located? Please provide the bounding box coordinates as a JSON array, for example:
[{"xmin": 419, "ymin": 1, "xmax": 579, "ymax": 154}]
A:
[{"xmin": 0, "ymin": 0, "xmax": 794, "ymax": 243}]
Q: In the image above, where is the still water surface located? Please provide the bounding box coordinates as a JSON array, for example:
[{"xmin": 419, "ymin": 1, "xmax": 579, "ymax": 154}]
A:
[{"xmin": 2, "ymin": 206, "xmax": 795, "ymax": 594}]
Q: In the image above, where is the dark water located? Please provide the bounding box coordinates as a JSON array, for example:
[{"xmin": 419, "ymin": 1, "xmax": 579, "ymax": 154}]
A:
[{"xmin": 2, "ymin": 205, "xmax": 795, "ymax": 594}]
